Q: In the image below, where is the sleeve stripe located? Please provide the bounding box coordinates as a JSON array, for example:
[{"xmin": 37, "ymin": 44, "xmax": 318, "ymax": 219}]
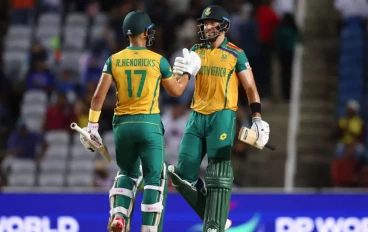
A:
[
  {"xmin": 225, "ymin": 45, "xmax": 241, "ymax": 55},
  {"xmin": 227, "ymin": 43, "xmax": 242, "ymax": 52},
  {"xmin": 219, "ymin": 47, "xmax": 238, "ymax": 58}
]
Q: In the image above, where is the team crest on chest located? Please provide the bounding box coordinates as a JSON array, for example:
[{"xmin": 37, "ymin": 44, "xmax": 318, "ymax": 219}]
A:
[
  {"xmin": 221, "ymin": 53, "xmax": 227, "ymax": 61},
  {"xmin": 199, "ymin": 50, "xmax": 205, "ymax": 57}
]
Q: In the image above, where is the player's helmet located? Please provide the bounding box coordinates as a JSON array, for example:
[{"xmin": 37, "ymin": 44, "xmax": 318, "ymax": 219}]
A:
[
  {"xmin": 122, "ymin": 10, "xmax": 155, "ymax": 46},
  {"xmin": 197, "ymin": 5, "xmax": 231, "ymax": 42}
]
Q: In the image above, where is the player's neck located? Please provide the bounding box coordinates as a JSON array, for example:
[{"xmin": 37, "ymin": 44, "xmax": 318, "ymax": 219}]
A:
[
  {"xmin": 129, "ymin": 39, "xmax": 146, "ymax": 48},
  {"xmin": 209, "ymin": 35, "xmax": 225, "ymax": 48}
]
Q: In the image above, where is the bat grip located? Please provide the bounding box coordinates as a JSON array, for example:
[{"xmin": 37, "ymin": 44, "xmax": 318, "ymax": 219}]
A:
[{"xmin": 265, "ymin": 142, "xmax": 276, "ymax": 151}]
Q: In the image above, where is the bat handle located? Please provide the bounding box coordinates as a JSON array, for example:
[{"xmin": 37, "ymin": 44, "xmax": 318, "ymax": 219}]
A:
[
  {"xmin": 70, "ymin": 122, "xmax": 90, "ymax": 138},
  {"xmin": 265, "ymin": 142, "xmax": 276, "ymax": 151},
  {"xmin": 70, "ymin": 122, "xmax": 78, "ymax": 129}
]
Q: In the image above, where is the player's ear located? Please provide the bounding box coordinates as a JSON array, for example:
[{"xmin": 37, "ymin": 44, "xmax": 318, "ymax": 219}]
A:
[{"xmin": 143, "ymin": 30, "xmax": 148, "ymax": 38}]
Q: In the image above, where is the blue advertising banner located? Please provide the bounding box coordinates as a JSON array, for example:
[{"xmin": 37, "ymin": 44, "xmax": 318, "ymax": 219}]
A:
[{"xmin": 1, "ymin": 192, "xmax": 368, "ymax": 232}]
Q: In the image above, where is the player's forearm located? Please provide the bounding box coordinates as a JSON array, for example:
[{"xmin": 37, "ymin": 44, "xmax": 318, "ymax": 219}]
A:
[
  {"xmin": 168, "ymin": 74, "xmax": 189, "ymax": 97},
  {"xmin": 89, "ymin": 74, "xmax": 113, "ymax": 123},
  {"xmin": 239, "ymin": 70, "xmax": 261, "ymax": 117},
  {"xmin": 246, "ymin": 85, "xmax": 261, "ymax": 117},
  {"xmin": 177, "ymin": 74, "xmax": 189, "ymax": 94},
  {"xmin": 89, "ymin": 94, "xmax": 106, "ymax": 123},
  {"xmin": 246, "ymin": 85, "xmax": 260, "ymax": 104},
  {"xmin": 90, "ymin": 93, "xmax": 106, "ymax": 112}
]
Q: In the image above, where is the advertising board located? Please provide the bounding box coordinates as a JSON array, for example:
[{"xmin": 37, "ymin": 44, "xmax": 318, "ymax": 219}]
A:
[{"xmin": 1, "ymin": 192, "xmax": 367, "ymax": 232}]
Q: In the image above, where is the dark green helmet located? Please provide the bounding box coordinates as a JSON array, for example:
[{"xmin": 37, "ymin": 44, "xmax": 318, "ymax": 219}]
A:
[
  {"xmin": 197, "ymin": 5, "xmax": 231, "ymax": 41},
  {"xmin": 122, "ymin": 10, "xmax": 155, "ymax": 46}
]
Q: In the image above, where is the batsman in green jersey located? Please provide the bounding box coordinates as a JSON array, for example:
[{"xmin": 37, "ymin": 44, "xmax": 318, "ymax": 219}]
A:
[
  {"xmin": 168, "ymin": 5, "xmax": 271, "ymax": 232},
  {"xmin": 79, "ymin": 10, "xmax": 201, "ymax": 232}
]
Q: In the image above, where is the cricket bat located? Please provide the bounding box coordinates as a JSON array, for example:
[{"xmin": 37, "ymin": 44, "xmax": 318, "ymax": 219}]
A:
[
  {"xmin": 238, "ymin": 126, "xmax": 276, "ymax": 151},
  {"xmin": 70, "ymin": 122, "xmax": 112, "ymax": 163}
]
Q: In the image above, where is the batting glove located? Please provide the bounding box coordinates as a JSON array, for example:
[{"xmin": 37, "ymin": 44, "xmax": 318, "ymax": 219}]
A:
[
  {"xmin": 250, "ymin": 117, "xmax": 270, "ymax": 147},
  {"xmin": 80, "ymin": 122, "xmax": 103, "ymax": 152},
  {"xmin": 173, "ymin": 48, "xmax": 201, "ymax": 76},
  {"xmin": 189, "ymin": 50, "xmax": 201, "ymax": 76}
]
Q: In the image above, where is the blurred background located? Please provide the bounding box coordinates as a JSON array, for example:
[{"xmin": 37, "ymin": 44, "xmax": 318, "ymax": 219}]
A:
[{"xmin": 0, "ymin": 0, "xmax": 368, "ymax": 231}]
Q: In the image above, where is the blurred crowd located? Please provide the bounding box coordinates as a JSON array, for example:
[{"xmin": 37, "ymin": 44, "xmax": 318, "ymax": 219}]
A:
[
  {"xmin": 332, "ymin": 100, "xmax": 368, "ymax": 188},
  {"xmin": 0, "ymin": 0, "xmax": 301, "ymax": 189},
  {"xmin": 331, "ymin": 0, "xmax": 368, "ymax": 188}
]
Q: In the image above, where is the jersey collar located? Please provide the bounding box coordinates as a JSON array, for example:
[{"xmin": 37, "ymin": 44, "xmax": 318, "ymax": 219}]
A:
[
  {"xmin": 127, "ymin": 46, "xmax": 147, "ymax": 50},
  {"xmin": 206, "ymin": 37, "xmax": 228, "ymax": 49}
]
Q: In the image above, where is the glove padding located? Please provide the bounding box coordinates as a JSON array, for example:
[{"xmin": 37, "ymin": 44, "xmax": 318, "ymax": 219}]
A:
[
  {"xmin": 80, "ymin": 122, "xmax": 103, "ymax": 152},
  {"xmin": 188, "ymin": 50, "xmax": 201, "ymax": 76},
  {"xmin": 250, "ymin": 117, "xmax": 270, "ymax": 147},
  {"xmin": 173, "ymin": 48, "xmax": 201, "ymax": 76}
]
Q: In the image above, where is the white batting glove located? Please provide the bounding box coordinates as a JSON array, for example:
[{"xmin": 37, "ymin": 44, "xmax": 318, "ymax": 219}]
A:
[
  {"xmin": 173, "ymin": 48, "xmax": 201, "ymax": 76},
  {"xmin": 250, "ymin": 117, "xmax": 270, "ymax": 147},
  {"xmin": 80, "ymin": 128, "xmax": 94, "ymax": 152},
  {"xmin": 189, "ymin": 50, "xmax": 201, "ymax": 76},
  {"xmin": 80, "ymin": 122, "xmax": 103, "ymax": 152}
]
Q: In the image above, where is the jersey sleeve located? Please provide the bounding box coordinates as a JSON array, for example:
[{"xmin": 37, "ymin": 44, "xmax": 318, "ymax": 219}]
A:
[
  {"xmin": 102, "ymin": 56, "xmax": 113, "ymax": 75},
  {"xmin": 235, "ymin": 51, "xmax": 251, "ymax": 73},
  {"xmin": 159, "ymin": 57, "xmax": 172, "ymax": 80}
]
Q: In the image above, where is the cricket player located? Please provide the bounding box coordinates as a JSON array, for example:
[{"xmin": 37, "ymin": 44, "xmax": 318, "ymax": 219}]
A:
[
  {"xmin": 79, "ymin": 10, "xmax": 201, "ymax": 232},
  {"xmin": 168, "ymin": 5, "xmax": 270, "ymax": 232}
]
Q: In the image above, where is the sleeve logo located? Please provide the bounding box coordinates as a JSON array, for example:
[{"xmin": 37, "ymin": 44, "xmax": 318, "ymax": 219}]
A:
[{"xmin": 245, "ymin": 62, "xmax": 251, "ymax": 69}]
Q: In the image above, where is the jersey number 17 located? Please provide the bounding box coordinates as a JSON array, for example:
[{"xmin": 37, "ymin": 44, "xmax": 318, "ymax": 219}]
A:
[{"xmin": 125, "ymin": 69, "xmax": 147, "ymax": 98}]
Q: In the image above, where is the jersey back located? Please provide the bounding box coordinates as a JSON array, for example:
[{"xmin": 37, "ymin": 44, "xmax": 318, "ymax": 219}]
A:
[{"xmin": 103, "ymin": 47, "xmax": 172, "ymax": 115}]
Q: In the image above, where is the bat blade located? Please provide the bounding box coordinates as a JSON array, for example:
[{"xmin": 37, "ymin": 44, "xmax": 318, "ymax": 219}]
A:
[
  {"xmin": 238, "ymin": 126, "xmax": 276, "ymax": 151},
  {"xmin": 238, "ymin": 127, "xmax": 262, "ymax": 149},
  {"xmin": 96, "ymin": 145, "xmax": 111, "ymax": 163},
  {"xmin": 70, "ymin": 122, "xmax": 112, "ymax": 163}
]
